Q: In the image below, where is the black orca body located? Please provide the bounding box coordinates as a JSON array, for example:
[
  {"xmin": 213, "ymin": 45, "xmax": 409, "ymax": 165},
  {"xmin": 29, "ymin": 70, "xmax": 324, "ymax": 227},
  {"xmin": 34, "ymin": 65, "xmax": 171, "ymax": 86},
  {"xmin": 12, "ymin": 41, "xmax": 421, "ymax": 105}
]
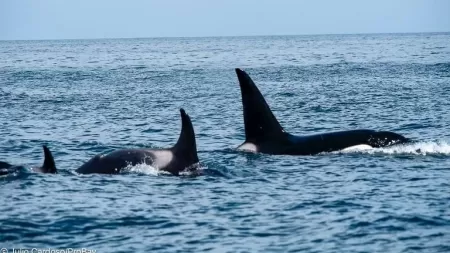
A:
[
  {"xmin": 76, "ymin": 109, "xmax": 199, "ymax": 176},
  {"xmin": 234, "ymin": 68, "xmax": 409, "ymax": 155},
  {"xmin": 0, "ymin": 145, "xmax": 57, "ymax": 175}
]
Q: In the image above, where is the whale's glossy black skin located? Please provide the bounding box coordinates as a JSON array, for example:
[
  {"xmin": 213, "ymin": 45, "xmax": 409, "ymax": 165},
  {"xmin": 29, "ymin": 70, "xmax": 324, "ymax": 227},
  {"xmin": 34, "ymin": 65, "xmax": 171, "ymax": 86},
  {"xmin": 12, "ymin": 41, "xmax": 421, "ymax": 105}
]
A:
[
  {"xmin": 234, "ymin": 68, "xmax": 410, "ymax": 155},
  {"xmin": 0, "ymin": 145, "xmax": 57, "ymax": 175},
  {"xmin": 76, "ymin": 109, "xmax": 199, "ymax": 176}
]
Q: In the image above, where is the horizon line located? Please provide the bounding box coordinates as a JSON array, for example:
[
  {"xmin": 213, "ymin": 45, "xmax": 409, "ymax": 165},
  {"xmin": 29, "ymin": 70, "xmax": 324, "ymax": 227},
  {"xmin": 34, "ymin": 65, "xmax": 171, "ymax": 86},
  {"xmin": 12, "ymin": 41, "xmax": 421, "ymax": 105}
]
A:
[{"xmin": 1, "ymin": 31, "xmax": 449, "ymax": 42}]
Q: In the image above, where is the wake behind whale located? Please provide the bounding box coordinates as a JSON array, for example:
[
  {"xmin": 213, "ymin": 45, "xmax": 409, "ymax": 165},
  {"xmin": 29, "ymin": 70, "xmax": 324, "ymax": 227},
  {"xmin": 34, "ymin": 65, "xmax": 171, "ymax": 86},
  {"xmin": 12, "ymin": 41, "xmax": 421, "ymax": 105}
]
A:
[{"xmin": 337, "ymin": 141, "xmax": 450, "ymax": 156}]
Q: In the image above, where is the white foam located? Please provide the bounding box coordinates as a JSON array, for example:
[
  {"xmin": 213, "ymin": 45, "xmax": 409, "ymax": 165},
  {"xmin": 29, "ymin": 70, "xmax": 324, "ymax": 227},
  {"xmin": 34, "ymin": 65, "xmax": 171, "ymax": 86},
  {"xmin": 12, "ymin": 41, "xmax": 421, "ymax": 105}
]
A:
[
  {"xmin": 178, "ymin": 162, "xmax": 204, "ymax": 176},
  {"xmin": 338, "ymin": 141, "xmax": 450, "ymax": 156},
  {"xmin": 123, "ymin": 163, "xmax": 169, "ymax": 176}
]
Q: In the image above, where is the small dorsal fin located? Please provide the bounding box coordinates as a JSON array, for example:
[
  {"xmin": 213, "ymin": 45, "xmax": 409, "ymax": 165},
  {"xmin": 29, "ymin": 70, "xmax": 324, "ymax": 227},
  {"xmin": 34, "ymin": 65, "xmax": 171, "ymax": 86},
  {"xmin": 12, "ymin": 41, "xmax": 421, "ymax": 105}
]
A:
[
  {"xmin": 42, "ymin": 145, "xmax": 57, "ymax": 173},
  {"xmin": 172, "ymin": 109, "xmax": 199, "ymax": 163},
  {"xmin": 235, "ymin": 68, "xmax": 285, "ymax": 142}
]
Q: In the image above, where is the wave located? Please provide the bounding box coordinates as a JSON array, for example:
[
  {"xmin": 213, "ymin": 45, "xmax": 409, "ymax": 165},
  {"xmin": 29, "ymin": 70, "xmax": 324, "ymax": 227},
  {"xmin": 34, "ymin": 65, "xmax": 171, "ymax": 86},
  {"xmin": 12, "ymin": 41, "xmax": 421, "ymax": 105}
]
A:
[
  {"xmin": 122, "ymin": 162, "xmax": 208, "ymax": 177},
  {"xmin": 338, "ymin": 141, "xmax": 450, "ymax": 156},
  {"xmin": 122, "ymin": 163, "xmax": 168, "ymax": 176}
]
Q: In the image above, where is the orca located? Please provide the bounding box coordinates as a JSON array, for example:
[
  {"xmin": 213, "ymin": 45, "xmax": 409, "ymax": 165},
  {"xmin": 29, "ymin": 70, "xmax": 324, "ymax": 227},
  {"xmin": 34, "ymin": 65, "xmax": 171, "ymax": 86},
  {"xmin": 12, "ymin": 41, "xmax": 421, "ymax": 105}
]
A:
[
  {"xmin": 76, "ymin": 108, "xmax": 199, "ymax": 175},
  {"xmin": 234, "ymin": 68, "xmax": 409, "ymax": 155},
  {"xmin": 0, "ymin": 145, "xmax": 57, "ymax": 175}
]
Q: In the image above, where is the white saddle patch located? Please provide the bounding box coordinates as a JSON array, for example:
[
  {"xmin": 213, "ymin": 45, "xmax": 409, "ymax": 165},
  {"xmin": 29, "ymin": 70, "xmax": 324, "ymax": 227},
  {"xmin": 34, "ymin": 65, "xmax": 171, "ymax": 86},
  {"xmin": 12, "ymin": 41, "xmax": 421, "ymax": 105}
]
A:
[
  {"xmin": 237, "ymin": 143, "xmax": 258, "ymax": 152},
  {"xmin": 151, "ymin": 150, "xmax": 174, "ymax": 169},
  {"xmin": 342, "ymin": 144, "xmax": 373, "ymax": 152}
]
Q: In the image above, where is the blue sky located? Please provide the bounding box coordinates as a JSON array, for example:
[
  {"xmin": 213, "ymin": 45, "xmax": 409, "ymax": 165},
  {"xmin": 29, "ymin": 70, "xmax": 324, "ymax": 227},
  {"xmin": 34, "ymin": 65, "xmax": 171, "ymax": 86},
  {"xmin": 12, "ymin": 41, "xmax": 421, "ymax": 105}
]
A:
[{"xmin": 1, "ymin": 0, "xmax": 449, "ymax": 40}]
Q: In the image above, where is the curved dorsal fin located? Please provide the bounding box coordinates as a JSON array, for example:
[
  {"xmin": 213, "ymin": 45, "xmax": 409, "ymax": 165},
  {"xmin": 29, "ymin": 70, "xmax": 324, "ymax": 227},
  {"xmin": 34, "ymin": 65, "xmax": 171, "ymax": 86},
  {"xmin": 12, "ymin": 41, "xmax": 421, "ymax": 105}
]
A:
[
  {"xmin": 235, "ymin": 68, "xmax": 285, "ymax": 142},
  {"xmin": 172, "ymin": 109, "xmax": 199, "ymax": 163},
  {"xmin": 42, "ymin": 145, "xmax": 57, "ymax": 173}
]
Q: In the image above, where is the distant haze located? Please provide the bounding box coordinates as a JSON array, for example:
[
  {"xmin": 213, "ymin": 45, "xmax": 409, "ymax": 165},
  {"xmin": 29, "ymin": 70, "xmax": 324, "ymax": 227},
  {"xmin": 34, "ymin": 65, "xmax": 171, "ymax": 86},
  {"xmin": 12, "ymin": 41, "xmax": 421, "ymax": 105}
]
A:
[{"xmin": 1, "ymin": 0, "xmax": 449, "ymax": 40}]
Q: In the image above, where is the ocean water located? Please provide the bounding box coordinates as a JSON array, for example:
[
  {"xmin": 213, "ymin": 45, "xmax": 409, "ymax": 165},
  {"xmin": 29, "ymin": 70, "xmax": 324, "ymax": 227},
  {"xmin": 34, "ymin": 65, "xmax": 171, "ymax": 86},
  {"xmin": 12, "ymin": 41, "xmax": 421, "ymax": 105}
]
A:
[{"xmin": 0, "ymin": 33, "xmax": 449, "ymax": 252}]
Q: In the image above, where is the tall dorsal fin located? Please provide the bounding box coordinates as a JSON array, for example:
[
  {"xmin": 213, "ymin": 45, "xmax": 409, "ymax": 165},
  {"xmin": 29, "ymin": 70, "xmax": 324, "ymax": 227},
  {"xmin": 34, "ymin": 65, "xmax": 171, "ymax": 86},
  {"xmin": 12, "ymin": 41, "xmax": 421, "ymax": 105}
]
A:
[
  {"xmin": 42, "ymin": 145, "xmax": 57, "ymax": 173},
  {"xmin": 172, "ymin": 109, "xmax": 199, "ymax": 163},
  {"xmin": 235, "ymin": 68, "xmax": 285, "ymax": 142}
]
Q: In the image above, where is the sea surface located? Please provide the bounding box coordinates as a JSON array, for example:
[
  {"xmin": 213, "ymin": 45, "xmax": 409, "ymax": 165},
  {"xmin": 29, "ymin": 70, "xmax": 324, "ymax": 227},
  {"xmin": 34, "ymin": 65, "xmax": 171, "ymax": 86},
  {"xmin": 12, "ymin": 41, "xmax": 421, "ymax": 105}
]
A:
[{"xmin": 0, "ymin": 33, "xmax": 449, "ymax": 252}]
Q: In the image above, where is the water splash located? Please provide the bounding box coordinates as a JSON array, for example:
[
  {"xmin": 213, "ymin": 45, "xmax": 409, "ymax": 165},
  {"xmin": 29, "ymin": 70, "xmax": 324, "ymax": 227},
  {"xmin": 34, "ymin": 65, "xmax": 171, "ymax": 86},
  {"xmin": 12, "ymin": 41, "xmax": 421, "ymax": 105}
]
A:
[
  {"xmin": 339, "ymin": 141, "xmax": 450, "ymax": 156},
  {"xmin": 122, "ymin": 162, "xmax": 205, "ymax": 176},
  {"xmin": 122, "ymin": 163, "xmax": 165, "ymax": 176}
]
